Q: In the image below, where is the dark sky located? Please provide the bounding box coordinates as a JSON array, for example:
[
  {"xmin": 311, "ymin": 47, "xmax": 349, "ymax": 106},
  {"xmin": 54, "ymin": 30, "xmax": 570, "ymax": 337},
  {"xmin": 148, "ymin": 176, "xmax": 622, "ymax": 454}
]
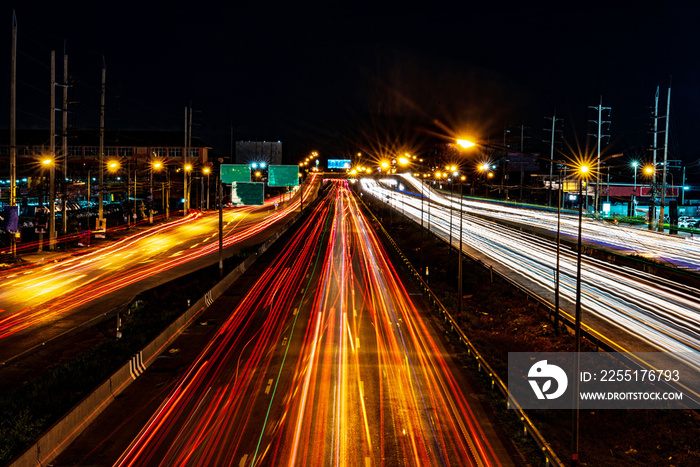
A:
[{"xmin": 3, "ymin": 2, "xmax": 700, "ymax": 173}]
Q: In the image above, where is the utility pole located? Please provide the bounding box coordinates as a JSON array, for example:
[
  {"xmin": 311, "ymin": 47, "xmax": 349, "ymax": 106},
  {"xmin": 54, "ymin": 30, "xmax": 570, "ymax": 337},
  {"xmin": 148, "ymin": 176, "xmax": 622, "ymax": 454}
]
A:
[
  {"xmin": 98, "ymin": 58, "xmax": 106, "ymax": 230},
  {"xmin": 61, "ymin": 49, "xmax": 68, "ymax": 234},
  {"xmin": 649, "ymin": 87, "xmax": 659, "ymax": 230},
  {"xmin": 588, "ymin": 96, "xmax": 611, "ymax": 218},
  {"xmin": 49, "ymin": 50, "xmax": 56, "ymax": 251},
  {"xmin": 189, "ymin": 105, "xmax": 193, "ymax": 210},
  {"xmin": 184, "ymin": 106, "xmax": 188, "ymax": 216},
  {"xmin": 520, "ymin": 124, "xmax": 524, "ymax": 201},
  {"xmin": 544, "ymin": 111, "xmax": 563, "ymax": 207},
  {"xmin": 506, "ymin": 124, "xmax": 530, "ymax": 201},
  {"xmin": 218, "ymin": 159, "xmax": 224, "ymax": 277},
  {"xmin": 10, "ymin": 11, "xmax": 17, "ymax": 258},
  {"xmin": 658, "ymin": 82, "xmax": 671, "ymax": 233}
]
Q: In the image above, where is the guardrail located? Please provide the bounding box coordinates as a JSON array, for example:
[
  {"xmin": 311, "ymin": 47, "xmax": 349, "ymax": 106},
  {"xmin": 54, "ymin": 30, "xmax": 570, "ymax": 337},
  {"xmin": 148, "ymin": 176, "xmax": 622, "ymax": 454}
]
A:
[{"xmin": 358, "ymin": 192, "xmax": 565, "ymax": 467}]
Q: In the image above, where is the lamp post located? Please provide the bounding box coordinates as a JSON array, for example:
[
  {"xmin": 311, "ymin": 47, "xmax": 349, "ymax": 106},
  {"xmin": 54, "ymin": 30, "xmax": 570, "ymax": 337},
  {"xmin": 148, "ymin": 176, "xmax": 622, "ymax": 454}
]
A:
[
  {"xmin": 555, "ymin": 165, "xmax": 562, "ymax": 330},
  {"xmin": 217, "ymin": 158, "xmax": 224, "ymax": 277},
  {"xmin": 572, "ymin": 163, "xmax": 590, "ymax": 467},
  {"xmin": 203, "ymin": 166, "xmax": 211, "ymax": 210},
  {"xmin": 457, "ymin": 174, "xmax": 466, "ymax": 322},
  {"xmin": 42, "ymin": 156, "xmax": 57, "ymax": 251},
  {"xmin": 86, "ymin": 169, "xmax": 91, "ymax": 242},
  {"xmin": 631, "ymin": 161, "xmax": 639, "ymax": 217},
  {"xmin": 150, "ymin": 158, "xmax": 162, "ymax": 224},
  {"xmin": 644, "ymin": 165, "xmax": 655, "ymax": 230},
  {"xmin": 446, "ymin": 165, "xmax": 457, "ymax": 254},
  {"xmin": 184, "ymin": 162, "xmax": 192, "ymax": 216}
]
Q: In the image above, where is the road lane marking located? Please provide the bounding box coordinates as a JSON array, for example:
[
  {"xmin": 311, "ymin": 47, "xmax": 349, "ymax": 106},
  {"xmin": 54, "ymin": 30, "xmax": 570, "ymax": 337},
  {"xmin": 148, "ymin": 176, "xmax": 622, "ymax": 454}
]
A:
[
  {"xmin": 239, "ymin": 454, "xmax": 248, "ymax": 467},
  {"xmin": 265, "ymin": 378, "xmax": 273, "ymax": 394},
  {"xmin": 282, "ymin": 337, "xmax": 287, "ymax": 347},
  {"xmin": 356, "ymin": 337, "xmax": 360, "ymax": 349},
  {"xmin": 293, "ymin": 307, "xmax": 298, "ymax": 316}
]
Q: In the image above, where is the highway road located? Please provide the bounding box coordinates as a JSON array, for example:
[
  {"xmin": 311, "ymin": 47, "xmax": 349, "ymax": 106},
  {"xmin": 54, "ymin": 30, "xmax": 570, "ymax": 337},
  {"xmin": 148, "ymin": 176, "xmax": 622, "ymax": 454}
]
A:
[
  {"xmin": 58, "ymin": 180, "xmax": 514, "ymax": 466},
  {"xmin": 0, "ymin": 178, "xmax": 317, "ymax": 366},
  {"xmin": 360, "ymin": 177, "xmax": 700, "ymax": 374},
  {"xmin": 398, "ymin": 174, "xmax": 700, "ymax": 272}
]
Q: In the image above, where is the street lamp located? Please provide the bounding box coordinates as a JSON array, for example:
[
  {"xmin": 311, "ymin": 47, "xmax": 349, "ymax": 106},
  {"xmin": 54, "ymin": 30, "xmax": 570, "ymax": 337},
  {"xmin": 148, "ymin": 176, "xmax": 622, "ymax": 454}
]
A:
[
  {"xmin": 630, "ymin": 161, "xmax": 639, "ymax": 216},
  {"xmin": 149, "ymin": 157, "xmax": 163, "ymax": 223},
  {"xmin": 572, "ymin": 162, "xmax": 590, "ymax": 467},
  {"xmin": 644, "ymin": 165, "xmax": 655, "ymax": 230},
  {"xmin": 477, "ymin": 163, "xmax": 492, "ymax": 196},
  {"xmin": 456, "ymin": 139, "xmax": 476, "ymax": 149},
  {"xmin": 184, "ymin": 163, "xmax": 193, "ymax": 216},
  {"xmin": 203, "ymin": 166, "xmax": 211, "ymax": 210},
  {"xmin": 446, "ymin": 165, "xmax": 458, "ymax": 254},
  {"xmin": 457, "ymin": 174, "xmax": 466, "ymax": 322},
  {"xmin": 41, "ymin": 156, "xmax": 55, "ymax": 252}
]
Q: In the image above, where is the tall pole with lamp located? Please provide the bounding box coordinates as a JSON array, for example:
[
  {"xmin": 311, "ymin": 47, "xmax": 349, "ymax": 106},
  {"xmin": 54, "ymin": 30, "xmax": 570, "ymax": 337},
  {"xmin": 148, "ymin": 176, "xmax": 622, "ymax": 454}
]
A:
[
  {"xmin": 447, "ymin": 165, "xmax": 457, "ymax": 253},
  {"xmin": 203, "ymin": 166, "xmax": 211, "ymax": 210},
  {"xmin": 631, "ymin": 161, "xmax": 638, "ymax": 217},
  {"xmin": 184, "ymin": 163, "xmax": 192, "ymax": 216},
  {"xmin": 457, "ymin": 174, "xmax": 466, "ymax": 322},
  {"xmin": 572, "ymin": 163, "xmax": 590, "ymax": 467},
  {"xmin": 218, "ymin": 158, "xmax": 224, "ymax": 277},
  {"xmin": 645, "ymin": 165, "xmax": 655, "ymax": 230}
]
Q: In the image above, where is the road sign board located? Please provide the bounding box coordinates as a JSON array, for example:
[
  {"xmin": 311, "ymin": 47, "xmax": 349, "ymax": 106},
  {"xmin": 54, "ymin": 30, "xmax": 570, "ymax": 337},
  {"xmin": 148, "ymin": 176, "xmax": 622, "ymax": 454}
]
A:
[
  {"xmin": 231, "ymin": 182, "xmax": 264, "ymax": 206},
  {"xmin": 221, "ymin": 164, "xmax": 251, "ymax": 184},
  {"xmin": 268, "ymin": 165, "xmax": 299, "ymax": 187}
]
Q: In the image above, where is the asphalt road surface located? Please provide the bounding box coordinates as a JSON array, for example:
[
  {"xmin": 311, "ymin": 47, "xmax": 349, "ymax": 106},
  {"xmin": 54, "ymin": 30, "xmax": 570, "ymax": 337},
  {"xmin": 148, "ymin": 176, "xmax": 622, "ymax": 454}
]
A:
[{"xmin": 54, "ymin": 180, "xmax": 516, "ymax": 466}]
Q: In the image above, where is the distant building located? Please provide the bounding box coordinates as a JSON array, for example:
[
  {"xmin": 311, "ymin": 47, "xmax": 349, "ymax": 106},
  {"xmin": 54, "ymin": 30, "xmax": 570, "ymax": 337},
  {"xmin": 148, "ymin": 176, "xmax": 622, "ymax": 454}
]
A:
[
  {"xmin": 0, "ymin": 129, "xmax": 211, "ymax": 180},
  {"xmin": 235, "ymin": 141, "xmax": 282, "ymax": 166}
]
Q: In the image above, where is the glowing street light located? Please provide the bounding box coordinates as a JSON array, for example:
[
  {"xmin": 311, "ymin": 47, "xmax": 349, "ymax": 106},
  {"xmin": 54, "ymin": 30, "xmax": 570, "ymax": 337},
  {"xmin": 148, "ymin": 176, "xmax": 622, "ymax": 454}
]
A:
[
  {"xmin": 572, "ymin": 162, "xmax": 591, "ymax": 467},
  {"xmin": 40, "ymin": 156, "xmax": 55, "ymax": 251},
  {"xmin": 202, "ymin": 166, "xmax": 211, "ymax": 210},
  {"xmin": 644, "ymin": 165, "xmax": 655, "ymax": 230},
  {"xmin": 456, "ymin": 139, "xmax": 476, "ymax": 149},
  {"xmin": 183, "ymin": 163, "xmax": 193, "ymax": 216}
]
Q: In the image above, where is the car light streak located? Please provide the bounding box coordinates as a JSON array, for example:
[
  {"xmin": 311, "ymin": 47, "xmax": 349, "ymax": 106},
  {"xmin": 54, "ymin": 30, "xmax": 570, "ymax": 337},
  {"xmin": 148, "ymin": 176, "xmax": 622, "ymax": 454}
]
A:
[
  {"xmin": 113, "ymin": 181, "xmax": 504, "ymax": 466},
  {"xmin": 0, "ymin": 176, "xmax": 319, "ymax": 344},
  {"xmin": 397, "ymin": 173, "xmax": 700, "ymax": 272},
  {"xmin": 361, "ymin": 177, "xmax": 700, "ymax": 373}
]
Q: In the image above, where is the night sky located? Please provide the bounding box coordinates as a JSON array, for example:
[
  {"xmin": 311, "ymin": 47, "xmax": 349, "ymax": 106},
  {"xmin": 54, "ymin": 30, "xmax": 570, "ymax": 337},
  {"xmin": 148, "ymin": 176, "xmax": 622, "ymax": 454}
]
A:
[{"xmin": 3, "ymin": 2, "xmax": 700, "ymax": 174}]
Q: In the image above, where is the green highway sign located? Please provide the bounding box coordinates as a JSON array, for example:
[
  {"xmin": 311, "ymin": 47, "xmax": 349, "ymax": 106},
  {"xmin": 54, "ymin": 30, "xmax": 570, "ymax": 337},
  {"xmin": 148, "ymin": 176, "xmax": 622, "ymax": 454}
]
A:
[
  {"xmin": 268, "ymin": 165, "xmax": 299, "ymax": 187},
  {"xmin": 231, "ymin": 182, "xmax": 264, "ymax": 206},
  {"xmin": 221, "ymin": 164, "xmax": 251, "ymax": 184}
]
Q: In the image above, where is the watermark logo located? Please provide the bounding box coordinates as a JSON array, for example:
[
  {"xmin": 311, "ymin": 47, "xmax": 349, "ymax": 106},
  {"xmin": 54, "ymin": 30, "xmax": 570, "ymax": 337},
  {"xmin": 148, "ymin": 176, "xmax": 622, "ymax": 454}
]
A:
[{"xmin": 528, "ymin": 360, "xmax": 568, "ymax": 400}]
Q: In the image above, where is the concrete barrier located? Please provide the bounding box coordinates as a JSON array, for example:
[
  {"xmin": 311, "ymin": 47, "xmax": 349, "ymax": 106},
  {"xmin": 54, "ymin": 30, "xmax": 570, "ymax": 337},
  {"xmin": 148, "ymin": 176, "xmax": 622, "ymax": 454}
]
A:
[{"xmin": 10, "ymin": 209, "xmax": 305, "ymax": 467}]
